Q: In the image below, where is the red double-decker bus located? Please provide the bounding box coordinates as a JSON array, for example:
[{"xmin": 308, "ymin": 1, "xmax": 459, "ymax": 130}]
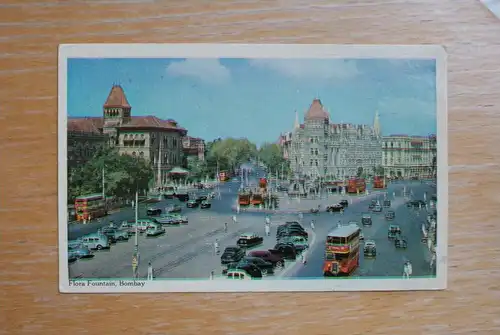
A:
[
  {"xmin": 323, "ymin": 224, "xmax": 361, "ymax": 276},
  {"xmin": 373, "ymin": 176, "xmax": 386, "ymax": 189},
  {"xmin": 347, "ymin": 178, "xmax": 366, "ymax": 193},
  {"xmin": 74, "ymin": 193, "xmax": 107, "ymax": 221}
]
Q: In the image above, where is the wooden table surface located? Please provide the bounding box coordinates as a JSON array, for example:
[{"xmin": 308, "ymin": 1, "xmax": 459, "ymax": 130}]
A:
[{"xmin": 1, "ymin": 1, "xmax": 500, "ymax": 334}]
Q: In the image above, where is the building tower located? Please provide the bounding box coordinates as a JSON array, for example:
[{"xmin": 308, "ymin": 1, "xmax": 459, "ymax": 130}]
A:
[
  {"xmin": 102, "ymin": 84, "xmax": 132, "ymax": 146},
  {"xmin": 373, "ymin": 110, "xmax": 381, "ymax": 137},
  {"xmin": 294, "ymin": 110, "xmax": 300, "ymax": 130},
  {"xmin": 303, "ymin": 98, "xmax": 330, "ymax": 179}
]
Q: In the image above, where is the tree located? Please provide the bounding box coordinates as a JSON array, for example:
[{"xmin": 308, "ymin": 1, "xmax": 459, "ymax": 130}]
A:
[
  {"xmin": 68, "ymin": 147, "xmax": 154, "ymax": 201},
  {"xmin": 258, "ymin": 143, "xmax": 290, "ymax": 176},
  {"xmin": 204, "ymin": 138, "xmax": 258, "ymax": 175}
]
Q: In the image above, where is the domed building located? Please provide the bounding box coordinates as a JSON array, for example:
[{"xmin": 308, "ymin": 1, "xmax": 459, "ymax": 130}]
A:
[{"xmin": 287, "ymin": 98, "xmax": 383, "ymax": 180}]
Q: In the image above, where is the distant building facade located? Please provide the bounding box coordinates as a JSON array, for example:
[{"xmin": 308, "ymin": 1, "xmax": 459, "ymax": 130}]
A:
[
  {"xmin": 382, "ymin": 134, "xmax": 437, "ymax": 178},
  {"xmin": 182, "ymin": 136, "xmax": 205, "ymax": 161},
  {"xmin": 284, "ymin": 98, "xmax": 383, "ymax": 180},
  {"xmin": 68, "ymin": 85, "xmax": 190, "ymax": 186},
  {"xmin": 67, "ymin": 120, "xmax": 108, "ymax": 173}
]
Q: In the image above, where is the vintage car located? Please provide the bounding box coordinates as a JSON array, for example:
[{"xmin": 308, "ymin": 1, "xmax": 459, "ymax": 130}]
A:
[
  {"xmin": 326, "ymin": 203, "xmax": 344, "ymax": 212},
  {"xmin": 383, "ymin": 199, "xmax": 391, "ymax": 208},
  {"xmin": 239, "ymin": 257, "xmax": 275, "ymax": 276},
  {"xmin": 394, "ymin": 235, "xmax": 408, "ymax": 248},
  {"xmin": 361, "ymin": 214, "xmax": 372, "ymax": 226},
  {"xmin": 146, "ymin": 224, "xmax": 166, "ymax": 237},
  {"xmin": 368, "ymin": 199, "xmax": 377, "ymax": 209},
  {"xmin": 406, "ymin": 200, "xmax": 426, "ymax": 208},
  {"xmin": 226, "ymin": 269, "xmax": 258, "ymax": 280},
  {"xmin": 388, "ymin": 225, "xmax": 402, "ymax": 239},
  {"xmin": 186, "ymin": 200, "xmax": 199, "ymax": 208},
  {"xmin": 372, "ymin": 204, "xmax": 383, "ymax": 212},
  {"xmin": 236, "ymin": 233, "xmax": 264, "ymax": 249},
  {"xmin": 339, "ymin": 200, "xmax": 349, "ymax": 208},
  {"xmin": 280, "ymin": 222, "xmax": 305, "ymax": 231},
  {"xmin": 276, "ymin": 227, "xmax": 308, "ymax": 240},
  {"xmin": 68, "ymin": 244, "xmax": 94, "ymax": 259},
  {"xmin": 169, "ymin": 214, "xmax": 188, "ymax": 224},
  {"xmin": 247, "ymin": 250, "xmax": 285, "ymax": 268},
  {"xmin": 166, "ymin": 205, "xmax": 182, "ymax": 213},
  {"xmin": 200, "ymin": 200, "xmax": 212, "ymax": 209},
  {"xmin": 272, "ymin": 243, "xmax": 297, "ymax": 260},
  {"xmin": 359, "ymin": 231, "xmax": 365, "ymax": 240},
  {"xmin": 223, "ymin": 263, "xmax": 263, "ymax": 278},
  {"xmin": 220, "ymin": 246, "xmax": 246, "ymax": 265},
  {"xmin": 146, "ymin": 207, "xmax": 162, "ymax": 216},
  {"xmin": 363, "ymin": 240, "xmax": 377, "ymax": 257},
  {"xmin": 277, "ymin": 235, "xmax": 308, "ymax": 252},
  {"xmin": 385, "ymin": 210, "xmax": 396, "ymax": 221},
  {"xmin": 101, "ymin": 227, "xmax": 129, "ymax": 242}
]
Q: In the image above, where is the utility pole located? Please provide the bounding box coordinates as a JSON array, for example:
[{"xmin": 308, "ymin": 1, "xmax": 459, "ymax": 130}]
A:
[{"xmin": 102, "ymin": 166, "xmax": 105, "ymax": 199}]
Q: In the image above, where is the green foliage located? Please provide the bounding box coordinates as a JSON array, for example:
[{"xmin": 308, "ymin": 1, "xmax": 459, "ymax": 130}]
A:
[
  {"xmin": 258, "ymin": 143, "xmax": 290, "ymax": 177},
  {"xmin": 68, "ymin": 147, "xmax": 154, "ymax": 201}
]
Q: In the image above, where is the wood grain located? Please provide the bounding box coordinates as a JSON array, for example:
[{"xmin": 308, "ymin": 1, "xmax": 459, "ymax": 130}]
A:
[{"xmin": 1, "ymin": 0, "xmax": 500, "ymax": 334}]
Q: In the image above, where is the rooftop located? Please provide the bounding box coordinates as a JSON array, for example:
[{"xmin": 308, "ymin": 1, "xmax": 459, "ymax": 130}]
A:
[
  {"xmin": 103, "ymin": 85, "xmax": 130, "ymax": 108},
  {"xmin": 327, "ymin": 224, "xmax": 360, "ymax": 238},
  {"xmin": 305, "ymin": 98, "xmax": 329, "ymax": 121}
]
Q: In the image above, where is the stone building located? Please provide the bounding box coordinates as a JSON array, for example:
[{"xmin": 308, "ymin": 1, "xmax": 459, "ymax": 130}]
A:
[
  {"xmin": 286, "ymin": 98, "xmax": 382, "ymax": 180},
  {"xmin": 382, "ymin": 134, "xmax": 437, "ymax": 178},
  {"xmin": 182, "ymin": 136, "xmax": 205, "ymax": 161},
  {"xmin": 67, "ymin": 119, "xmax": 108, "ymax": 173},
  {"xmin": 68, "ymin": 85, "xmax": 188, "ymax": 187}
]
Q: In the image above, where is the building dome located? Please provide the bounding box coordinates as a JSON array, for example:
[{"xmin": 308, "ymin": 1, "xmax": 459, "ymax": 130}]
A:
[{"xmin": 305, "ymin": 99, "xmax": 329, "ymax": 121}]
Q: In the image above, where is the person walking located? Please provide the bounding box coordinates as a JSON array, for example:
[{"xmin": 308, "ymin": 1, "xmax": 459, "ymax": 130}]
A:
[
  {"xmin": 301, "ymin": 249, "xmax": 307, "ymax": 265},
  {"xmin": 265, "ymin": 224, "xmax": 270, "ymax": 237},
  {"xmin": 232, "ymin": 215, "xmax": 237, "ymax": 224},
  {"xmin": 132, "ymin": 254, "xmax": 138, "ymax": 279},
  {"xmin": 310, "ymin": 220, "xmax": 315, "ymax": 231},
  {"xmin": 214, "ymin": 239, "xmax": 220, "ymax": 255},
  {"xmin": 224, "ymin": 222, "xmax": 228, "ymax": 233},
  {"xmin": 210, "ymin": 270, "xmax": 215, "ymax": 280},
  {"xmin": 402, "ymin": 260, "xmax": 412, "ymax": 279},
  {"xmin": 147, "ymin": 262, "xmax": 154, "ymax": 280},
  {"xmin": 265, "ymin": 215, "xmax": 271, "ymax": 226}
]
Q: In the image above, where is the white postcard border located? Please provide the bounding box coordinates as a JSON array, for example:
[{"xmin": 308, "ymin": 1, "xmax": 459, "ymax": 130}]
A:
[{"xmin": 58, "ymin": 44, "xmax": 448, "ymax": 293}]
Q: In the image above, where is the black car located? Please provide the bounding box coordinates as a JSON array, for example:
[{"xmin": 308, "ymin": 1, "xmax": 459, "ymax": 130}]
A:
[
  {"xmin": 394, "ymin": 236, "xmax": 408, "ymax": 248},
  {"xmin": 368, "ymin": 199, "xmax": 377, "ymax": 210},
  {"xmin": 272, "ymin": 243, "xmax": 297, "ymax": 260},
  {"xmin": 146, "ymin": 207, "xmax": 162, "ymax": 216},
  {"xmin": 383, "ymin": 199, "xmax": 391, "ymax": 208},
  {"xmin": 385, "ymin": 210, "xmax": 395, "ymax": 220},
  {"xmin": 239, "ymin": 257, "xmax": 275, "ymax": 275},
  {"xmin": 166, "ymin": 205, "xmax": 182, "ymax": 213},
  {"xmin": 100, "ymin": 228, "xmax": 117, "ymax": 243},
  {"xmin": 220, "ymin": 246, "xmax": 245, "ymax": 265},
  {"xmin": 195, "ymin": 195, "xmax": 207, "ymax": 204},
  {"xmin": 278, "ymin": 222, "xmax": 305, "ymax": 231},
  {"xmin": 276, "ymin": 228, "xmax": 308, "ymax": 240},
  {"xmin": 200, "ymin": 200, "xmax": 211, "ymax": 209},
  {"xmin": 222, "ymin": 262, "xmax": 262, "ymax": 278},
  {"xmin": 339, "ymin": 200, "xmax": 349, "ymax": 208},
  {"xmin": 186, "ymin": 200, "xmax": 199, "ymax": 208},
  {"xmin": 236, "ymin": 234, "xmax": 264, "ymax": 249},
  {"xmin": 326, "ymin": 204, "xmax": 343, "ymax": 212},
  {"xmin": 361, "ymin": 215, "xmax": 372, "ymax": 226}
]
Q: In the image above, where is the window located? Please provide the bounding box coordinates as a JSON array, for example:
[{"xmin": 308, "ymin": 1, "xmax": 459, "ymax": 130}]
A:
[{"xmin": 315, "ymin": 149, "xmax": 319, "ymax": 155}]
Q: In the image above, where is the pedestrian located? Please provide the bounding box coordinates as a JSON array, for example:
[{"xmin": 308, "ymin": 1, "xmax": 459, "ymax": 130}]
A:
[
  {"xmin": 224, "ymin": 222, "xmax": 228, "ymax": 233},
  {"xmin": 232, "ymin": 215, "xmax": 237, "ymax": 224},
  {"xmin": 147, "ymin": 262, "xmax": 154, "ymax": 280},
  {"xmin": 88, "ymin": 214, "xmax": 92, "ymax": 222},
  {"xmin": 402, "ymin": 261, "xmax": 412, "ymax": 279},
  {"xmin": 265, "ymin": 215, "xmax": 271, "ymax": 225},
  {"xmin": 301, "ymin": 250, "xmax": 307, "ymax": 265},
  {"xmin": 337, "ymin": 220, "xmax": 341, "ymax": 228},
  {"xmin": 430, "ymin": 252, "xmax": 436, "ymax": 270},
  {"xmin": 236, "ymin": 204, "xmax": 240, "ymax": 214},
  {"xmin": 132, "ymin": 255, "xmax": 138, "ymax": 278},
  {"xmin": 214, "ymin": 239, "xmax": 220, "ymax": 255},
  {"xmin": 131, "ymin": 200, "xmax": 135, "ymax": 209},
  {"xmin": 310, "ymin": 220, "xmax": 315, "ymax": 231},
  {"xmin": 210, "ymin": 270, "xmax": 215, "ymax": 280},
  {"xmin": 265, "ymin": 224, "xmax": 270, "ymax": 237}
]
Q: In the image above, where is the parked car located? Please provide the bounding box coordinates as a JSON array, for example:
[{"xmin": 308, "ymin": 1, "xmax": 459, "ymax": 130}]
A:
[
  {"xmin": 236, "ymin": 233, "xmax": 264, "ymax": 249},
  {"xmin": 153, "ymin": 215, "xmax": 180, "ymax": 225},
  {"xmin": 239, "ymin": 257, "xmax": 275, "ymax": 275},
  {"xmin": 147, "ymin": 207, "xmax": 162, "ymax": 216},
  {"xmin": 101, "ymin": 227, "xmax": 129, "ymax": 242},
  {"xmin": 385, "ymin": 210, "xmax": 395, "ymax": 221},
  {"xmin": 388, "ymin": 224, "xmax": 401, "ymax": 239},
  {"xmin": 363, "ymin": 240, "xmax": 377, "ymax": 257},
  {"xmin": 383, "ymin": 199, "xmax": 391, "ymax": 208},
  {"xmin": 278, "ymin": 222, "xmax": 305, "ymax": 232},
  {"xmin": 68, "ymin": 245, "xmax": 94, "ymax": 259},
  {"xmin": 220, "ymin": 246, "xmax": 245, "ymax": 265},
  {"xmin": 326, "ymin": 204, "xmax": 344, "ymax": 212},
  {"xmin": 226, "ymin": 269, "xmax": 257, "ymax": 280},
  {"xmin": 394, "ymin": 235, "xmax": 408, "ymax": 248},
  {"xmin": 361, "ymin": 214, "xmax": 372, "ymax": 226},
  {"xmin": 200, "ymin": 200, "xmax": 212, "ymax": 209},
  {"xmin": 271, "ymin": 243, "xmax": 297, "ymax": 260},
  {"xmin": 277, "ymin": 235, "xmax": 308, "ymax": 252},
  {"xmin": 146, "ymin": 224, "xmax": 166, "ymax": 237},
  {"xmin": 247, "ymin": 250, "xmax": 285, "ymax": 268},
  {"xmin": 372, "ymin": 204, "xmax": 382, "ymax": 212},
  {"xmin": 339, "ymin": 199, "xmax": 349, "ymax": 208},
  {"xmin": 223, "ymin": 262, "xmax": 263, "ymax": 278},
  {"xmin": 166, "ymin": 205, "xmax": 182, "ymax": 213},
  {"xmin": 80, "ymin": 233, "xmax": 110, "ymax": 250},
  {"xmin": 186, "ymin": 200, "xmax": 199, "ymax": 208},
  {"xmin": 169, "ymin": 214, "xmax": 188, "ymax": 224},
  {"xmin": 359, "ymin": 231, "xmax": 365, "ymax": 240},
  {"xmin": 276, "ymin": 228, "xmax": 308, "ymax": 240},
  {"xmin": 368, "ymin": 199, "xmax": 377, "ymax": 209},
  {"xmin": 195, "ymin": 195, "xmax": 208, "ymax": 204}
]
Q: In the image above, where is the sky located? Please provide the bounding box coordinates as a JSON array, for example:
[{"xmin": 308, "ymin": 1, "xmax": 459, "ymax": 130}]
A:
[{"xmin": 67, "ymin": 57, "xmax": 437, "ymax": 145}]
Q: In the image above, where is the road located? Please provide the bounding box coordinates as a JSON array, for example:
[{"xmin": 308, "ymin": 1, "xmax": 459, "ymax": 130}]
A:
[
  {"xmin": 68, "ymin": 164, "xmax": 435, "ymax": 280},
  {"xmin": 283, "ymin": 181, "xmax": 436, "ymax": 279}
]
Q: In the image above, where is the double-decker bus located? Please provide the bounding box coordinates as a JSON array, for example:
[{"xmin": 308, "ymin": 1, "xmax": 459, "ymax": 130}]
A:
[
  {"xmin": 346, "ymin": 178, "xmax": 366, "ymax": 194},
  {"xmin": 323, "ymin": 224, "xmax": 361, "ymax": 276},
  {"xmin": 238, "ymin": 190, "xmax": 251, "ymax": 206},
  {"xmin": 373, "ymin": 176, "xmax": 386, "ymax": 189},
  {"xmin": 74, "ymin": 193, "xmax": 107, "ymax": 221}
]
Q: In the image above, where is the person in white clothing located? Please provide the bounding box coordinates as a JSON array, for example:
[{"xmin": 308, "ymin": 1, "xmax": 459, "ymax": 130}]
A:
[
  {"xmin": 430, "ymin": 253, "xmax": 436, "ymax": 269},
  {"xmin": 403, "ymin": 261, "xmax": 412, "ymax": 279},
  {"xmin": 147, "ymin": 262, "xmax": 154, "ymax": 280},
  {"xmin": 337, "ymin": 220, "xmax": 341, "ymax": 228},
  {"xmin": 214, "ymin": 239, "xmax": 220, "ymax": 255},
  {"xmin": 265, "ymin": 224, "xmax": 270, "ymax": 237},
  {"xmin": 232, "ymin": 215, "xmax": 237, "ymax": 224},
  {"xmin": 301, "ymin": 250, "xmax": 307, "ymax": 264},
  {"xmin": 236, "ymin": 205, "xmax": 240, "ymax": 214},
  {"xmin": 310, "ymin": 220, "xmax": 315, "ymax": 231},
  {"xmin": 265, "ymin": 216, "xmax": 271, "ymax": 225}
]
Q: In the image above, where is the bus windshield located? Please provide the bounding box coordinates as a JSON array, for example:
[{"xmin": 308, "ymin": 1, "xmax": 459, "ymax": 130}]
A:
[{"xmin": 327, "ymin": 236, "xmax": 346, "ymax": 244}]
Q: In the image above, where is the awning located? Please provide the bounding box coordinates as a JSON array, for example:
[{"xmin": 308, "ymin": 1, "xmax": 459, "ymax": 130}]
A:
[{"xmin": 168, "ymin": 167, "xmax": 190, "ymax": 175}]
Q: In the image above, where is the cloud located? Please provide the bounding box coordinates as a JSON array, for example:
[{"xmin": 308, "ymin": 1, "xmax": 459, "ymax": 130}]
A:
[
  {"xmin": 248, "ymin": 59, "xmax": 360, "ymax": 80},
  {"xmin": 166, "ymin": 59, "xmax": 231, "ymax": 84}
]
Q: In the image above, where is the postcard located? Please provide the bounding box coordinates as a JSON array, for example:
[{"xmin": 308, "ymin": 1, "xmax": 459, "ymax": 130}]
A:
[{"xmin": 58, "ymin": 44, "xmax": 448, "ymax": 293}]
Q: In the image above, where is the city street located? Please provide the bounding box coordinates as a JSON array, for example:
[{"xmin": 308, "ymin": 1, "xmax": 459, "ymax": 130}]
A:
[{"xmin": 283, "ymin": 182, "xmax": 436, "ymax": 279}]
